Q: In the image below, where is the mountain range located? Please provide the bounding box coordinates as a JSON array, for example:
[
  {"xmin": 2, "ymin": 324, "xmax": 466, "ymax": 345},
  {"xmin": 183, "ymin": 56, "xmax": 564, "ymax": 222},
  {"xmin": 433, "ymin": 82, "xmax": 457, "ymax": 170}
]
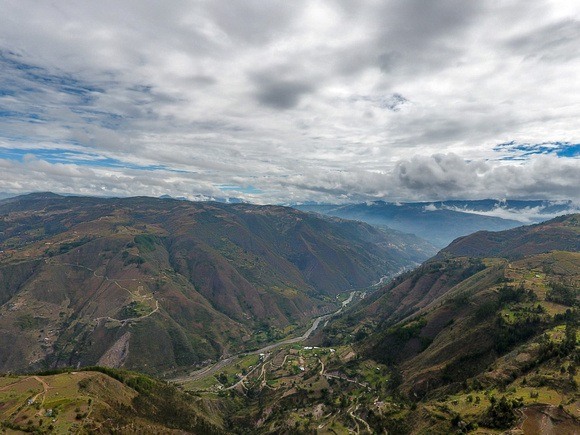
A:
[
  {"xmin": 295, "ymin": 199, "xmax": 578, "ymax": 247},
  {"xmin": 0, "ymin": 193, "xmax": 433, "ymax": 374},
  {"xmin": 0, "ymin": 193, "xmax": 578, "ymax": 433}
]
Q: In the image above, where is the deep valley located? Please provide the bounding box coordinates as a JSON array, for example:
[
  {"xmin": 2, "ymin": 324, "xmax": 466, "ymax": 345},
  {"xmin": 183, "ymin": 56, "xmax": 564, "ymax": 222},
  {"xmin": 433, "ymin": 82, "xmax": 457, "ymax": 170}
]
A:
[{"xmin": 0, "ymin": 195, "xmax": 578, "ymax": 434}]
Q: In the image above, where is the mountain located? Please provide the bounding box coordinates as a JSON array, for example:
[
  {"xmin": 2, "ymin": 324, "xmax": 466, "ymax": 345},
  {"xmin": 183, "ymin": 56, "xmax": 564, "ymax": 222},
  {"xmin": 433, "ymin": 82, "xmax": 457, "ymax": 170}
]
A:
[
  {"xmin": 295, "ymin": 199, "xmax": 577, "ymax": 247},
  {"xmin": 0, "ymin": 192, "xmax": 16, "ymax": 201},
  {"xmin": 1, "ymin": 209, "xmax": 578, "ymax": 433},
  {"xmin": 324, "ymin": 214, "xmax": 579, "ymax": 356},
  {"xmin": 304, "ymin": 214, "xmax": 580, "ymax": 432},
  {"xmin": 0, "ymin": 193, "xmax": 434, "ymax": 374},
  {"xmin": 340, "ymin": 214, "xmax": 580, "ymax": 329},
  {"xmin": 438, "ymin": 213, "xmax": 580, "ymax": 260}
]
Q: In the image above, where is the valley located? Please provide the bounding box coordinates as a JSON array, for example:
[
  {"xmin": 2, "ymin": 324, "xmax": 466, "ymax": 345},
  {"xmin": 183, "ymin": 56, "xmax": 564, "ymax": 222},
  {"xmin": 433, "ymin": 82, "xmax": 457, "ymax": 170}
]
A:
[
  {"xmin": 0, "ymin": 195, "xmax": 578, "ymax": 434},
  {"xmin": 0, "ymin": 193, "xmax": 432, "ymax": 374},
  {"xmin": 172, "ymin": 290, "xmax": 358, "ymax": 385},
  {"xmin": 170, "ymin": 214, "xmax": 580, "ymax": 433}
]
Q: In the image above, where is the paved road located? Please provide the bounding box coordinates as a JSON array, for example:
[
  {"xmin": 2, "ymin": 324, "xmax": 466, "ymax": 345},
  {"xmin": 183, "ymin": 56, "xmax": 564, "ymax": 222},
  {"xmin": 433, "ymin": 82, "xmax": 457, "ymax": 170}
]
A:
[{"xmin": 172, "ymin": 291, "xmax": 356, "ymax": 384}]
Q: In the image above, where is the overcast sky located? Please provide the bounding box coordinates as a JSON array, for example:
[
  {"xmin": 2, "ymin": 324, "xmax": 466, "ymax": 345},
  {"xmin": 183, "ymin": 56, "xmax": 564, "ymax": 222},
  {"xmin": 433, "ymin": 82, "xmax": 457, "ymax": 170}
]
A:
[{"xmin": 1, "ymin": 0, "xmax": 579, "ymax": 204}]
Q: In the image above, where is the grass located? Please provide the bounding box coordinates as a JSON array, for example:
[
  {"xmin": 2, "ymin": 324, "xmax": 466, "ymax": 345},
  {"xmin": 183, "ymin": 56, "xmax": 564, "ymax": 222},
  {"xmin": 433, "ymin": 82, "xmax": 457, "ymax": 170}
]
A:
[
  {"xmin": 0, "ymin": 372, "xmax": 105, "ymax": 434},
  {"xmin": 2, "ymin": 369, "xmax": 224, "ymax": 434}
]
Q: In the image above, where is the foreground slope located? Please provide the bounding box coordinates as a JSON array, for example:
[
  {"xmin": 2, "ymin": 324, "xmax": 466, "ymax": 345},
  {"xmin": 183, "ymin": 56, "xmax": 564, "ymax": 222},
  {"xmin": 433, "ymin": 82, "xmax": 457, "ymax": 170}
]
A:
[
  {"xmin": 0, "ymin": 193, "xmax": 433, "ymax": 374},
  {"xmin": 0, "ymin": 368, "xmax": 222, "ymax": 434}
]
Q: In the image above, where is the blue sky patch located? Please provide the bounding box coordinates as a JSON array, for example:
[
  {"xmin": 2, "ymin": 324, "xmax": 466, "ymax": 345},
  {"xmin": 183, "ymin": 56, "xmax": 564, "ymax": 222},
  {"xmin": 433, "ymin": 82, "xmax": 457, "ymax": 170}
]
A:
[
  {"xmin": 494, "ymin": 141, "xmax": 580, "ymax": 159},
  {"xmin": 0, "ymin": 51, "xmax": 103, "ymax": 100},
  {"xmin": 0, "ymin": 147, "xmax": 177, "ymax": 172}
]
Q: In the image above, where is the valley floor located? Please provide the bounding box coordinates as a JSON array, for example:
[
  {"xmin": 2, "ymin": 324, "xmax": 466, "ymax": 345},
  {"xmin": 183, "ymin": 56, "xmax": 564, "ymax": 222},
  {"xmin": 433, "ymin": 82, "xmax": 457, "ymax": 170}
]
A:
[
  {"xmin": 180, "ymin": 340, "xmax": 580, "ymax": 434},
  {"xmin": 171, "ymin": 291, "xmax": 359, "ymax": 386}
]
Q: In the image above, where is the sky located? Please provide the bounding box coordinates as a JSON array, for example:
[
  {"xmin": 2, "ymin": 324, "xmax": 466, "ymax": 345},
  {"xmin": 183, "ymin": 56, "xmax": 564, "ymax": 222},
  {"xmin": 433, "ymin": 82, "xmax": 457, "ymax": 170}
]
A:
[{"xmin": 1, "ymin": 0, "xmax": 579, "ymax": 204}]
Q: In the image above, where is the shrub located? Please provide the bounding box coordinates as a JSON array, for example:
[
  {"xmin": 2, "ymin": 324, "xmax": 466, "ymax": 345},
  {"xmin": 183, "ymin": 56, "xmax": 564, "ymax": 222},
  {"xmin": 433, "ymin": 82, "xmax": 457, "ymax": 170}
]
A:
[{"xmin": 480, "ymin": 396, "xmax": 522, "ymax": 429}]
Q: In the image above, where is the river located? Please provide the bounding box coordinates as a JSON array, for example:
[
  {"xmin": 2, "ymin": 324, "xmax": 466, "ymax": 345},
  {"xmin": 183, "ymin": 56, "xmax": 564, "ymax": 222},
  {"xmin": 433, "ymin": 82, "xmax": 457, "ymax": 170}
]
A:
[{"xmin": 172, "ymin": 291, "xmax": 356, "ymax": 384}]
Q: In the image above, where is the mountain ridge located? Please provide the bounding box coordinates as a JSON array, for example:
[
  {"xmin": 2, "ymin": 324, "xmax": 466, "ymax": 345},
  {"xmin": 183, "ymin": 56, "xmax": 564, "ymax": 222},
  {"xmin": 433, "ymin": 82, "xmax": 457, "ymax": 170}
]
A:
[{"xmin": 295, "ymin": 199, "xmax": 577, "ymax": 247}]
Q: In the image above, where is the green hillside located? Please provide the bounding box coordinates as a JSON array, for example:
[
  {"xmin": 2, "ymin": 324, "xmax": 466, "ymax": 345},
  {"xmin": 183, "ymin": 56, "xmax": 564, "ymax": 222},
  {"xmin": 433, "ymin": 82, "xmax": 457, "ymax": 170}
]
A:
[{"xmin": 0, "ymin": 368, "xmax": 222, "ymax": 434}]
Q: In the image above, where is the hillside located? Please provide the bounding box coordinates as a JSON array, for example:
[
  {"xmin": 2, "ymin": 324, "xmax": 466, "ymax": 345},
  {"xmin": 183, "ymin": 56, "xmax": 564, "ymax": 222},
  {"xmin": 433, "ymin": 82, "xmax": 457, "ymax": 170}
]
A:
[
  {"xmin": 0, "ymin": 193, "xmax": 434, "ymax": 374},
  {"xmin": 323, "ymin": 214, "xmax": 579, "ymax": 334},
  {"xmin": 439, "ymin": 213, "xmax": 580, "ymax": 259},
  {"xmin": 0, "ymin": 368, "xmax": 223, "ymax": 433},
  {"xmin": 163, "ymin": 250, "xmax": 578, "ymax": 433},
  {"xmin": 290, "ymin": 215, "xmax": 580, "ymax": 433}
]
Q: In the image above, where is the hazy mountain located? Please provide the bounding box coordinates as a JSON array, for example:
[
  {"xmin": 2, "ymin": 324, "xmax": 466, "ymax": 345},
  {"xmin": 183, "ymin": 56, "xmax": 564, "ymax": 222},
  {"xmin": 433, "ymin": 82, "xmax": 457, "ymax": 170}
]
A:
[
  {"xmin": 0, "ymin": 192, "xmax": 16, "ymax": 201},
  {"xmin": 295, "ymin": 199, "xmax": 577, "ymax": 247},
  {"xmin": 0, "ymin": 193, "xmax": 434, "ymax": 374}
]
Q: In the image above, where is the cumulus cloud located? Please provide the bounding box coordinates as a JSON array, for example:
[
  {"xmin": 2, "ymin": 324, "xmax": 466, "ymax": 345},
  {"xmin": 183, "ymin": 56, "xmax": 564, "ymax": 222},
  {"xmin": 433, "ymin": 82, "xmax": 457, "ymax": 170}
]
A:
[
  {"xmin": 0, "ymin": 1, "xmax": 578, "ymax": 204},
  {"xmin": 391, "ymin": 153, "xmax": 580, "ymax": 202},
  {"xmin": 443, "ymin": 204, "xmax": 580, "ymax": 224}
]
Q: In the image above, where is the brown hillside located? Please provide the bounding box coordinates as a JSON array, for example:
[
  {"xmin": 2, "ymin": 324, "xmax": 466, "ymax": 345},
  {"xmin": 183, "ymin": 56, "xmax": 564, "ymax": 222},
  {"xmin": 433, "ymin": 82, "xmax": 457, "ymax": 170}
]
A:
[{"xmin": 0, "ymin": 193, "xmax": 433, "ymax": 374}]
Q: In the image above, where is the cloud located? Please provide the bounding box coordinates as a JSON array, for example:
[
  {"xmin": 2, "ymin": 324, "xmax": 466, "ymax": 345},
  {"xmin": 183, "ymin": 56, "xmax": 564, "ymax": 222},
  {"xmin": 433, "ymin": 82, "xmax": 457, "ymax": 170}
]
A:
[
  {"xmin": 391, "ymin": 153, "xmax": 580, "ymax": 202},
  {"xmin": 251, "ymin": 74, "xmax": 314, "ymax": 110},
  {"xmin": 503, "ymin": 19, "xmax": 580, "ymax": 63},
  {"xmin": 351, "ymin": 93, "xmax": 409, "ymax": 112},
  {"xmin": 395, "ymin": 154, "xmax": 487, "ymax": 195},
  {"xmin": 0, "ymin": 1, "xmax": 578, "ymax": 204},
  {"xmin": 443, "ymin": 204, "xmax": 580, "ymax": 224},
  {"xmin": 207, "ymin": 0, "xmax": 304, "ymax": 45}
]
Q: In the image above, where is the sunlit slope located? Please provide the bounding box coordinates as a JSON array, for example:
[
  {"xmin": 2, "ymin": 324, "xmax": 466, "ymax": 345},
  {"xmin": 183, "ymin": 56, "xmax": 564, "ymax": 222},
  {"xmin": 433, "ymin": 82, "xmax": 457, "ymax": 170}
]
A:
[{"xmin": 0, "ymin": 368, "xmax": 222, "ymax": 433}]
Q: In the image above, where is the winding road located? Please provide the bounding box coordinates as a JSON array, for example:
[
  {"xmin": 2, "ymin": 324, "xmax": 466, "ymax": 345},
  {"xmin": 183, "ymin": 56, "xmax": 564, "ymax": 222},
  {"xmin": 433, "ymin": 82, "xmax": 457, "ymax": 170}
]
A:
[
  {"xmin": 51, "ymin": 261, "xmax": 159, "ymax": 325},
  {"xmin": 173, "ymin": 291, "xmax": 357, "ymax": 385}
]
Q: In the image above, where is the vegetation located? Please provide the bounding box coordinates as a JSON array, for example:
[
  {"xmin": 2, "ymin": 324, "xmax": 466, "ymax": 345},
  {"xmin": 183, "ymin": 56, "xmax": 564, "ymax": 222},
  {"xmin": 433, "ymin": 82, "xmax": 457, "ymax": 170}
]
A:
[
  {"xmin": 547, "ymin": 281, "xmax": 578, "ymax": 306},
  {"xmin": 480, "ymin": 395, "xmax": 523, "ymax": 429},
  {"xmin": 0, "ymin": 368, "xmax": 222, "ymax": 434}
]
